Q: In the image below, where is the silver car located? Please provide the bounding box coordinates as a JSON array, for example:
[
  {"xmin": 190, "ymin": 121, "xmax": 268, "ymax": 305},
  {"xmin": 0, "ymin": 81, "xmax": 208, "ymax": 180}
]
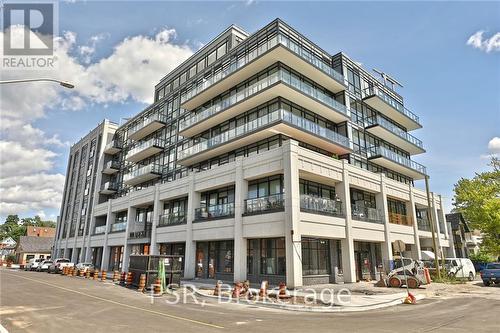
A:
[{"xmin": 37, "ymin": 260, "xmax": 53, "ymax": 272}]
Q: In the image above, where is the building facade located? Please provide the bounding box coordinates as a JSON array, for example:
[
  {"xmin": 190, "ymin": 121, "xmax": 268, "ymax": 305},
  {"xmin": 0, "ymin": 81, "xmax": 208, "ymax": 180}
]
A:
[{"xmin": 54, "ymin": 19, "xmax": 455, "ymax": 287}]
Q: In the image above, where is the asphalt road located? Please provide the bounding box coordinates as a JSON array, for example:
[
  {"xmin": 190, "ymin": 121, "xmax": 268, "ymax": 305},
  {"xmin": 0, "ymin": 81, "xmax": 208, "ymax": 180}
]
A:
[{"xmin": 1, "ymin": 269, "xmax": 499, "ymax": 333}]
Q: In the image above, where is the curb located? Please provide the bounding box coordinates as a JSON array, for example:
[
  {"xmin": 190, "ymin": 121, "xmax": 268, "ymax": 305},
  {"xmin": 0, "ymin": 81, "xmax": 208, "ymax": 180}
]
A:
[{"xmin": 184, "ymin": 286, "xmax": 426, "ymax": 313}]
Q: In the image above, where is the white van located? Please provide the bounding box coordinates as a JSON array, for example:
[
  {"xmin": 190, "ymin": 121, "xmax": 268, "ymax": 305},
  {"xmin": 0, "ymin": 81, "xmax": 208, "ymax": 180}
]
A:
[{"xmin": 445, "ymin": 258, "xmax": 476, "ymax": 281}]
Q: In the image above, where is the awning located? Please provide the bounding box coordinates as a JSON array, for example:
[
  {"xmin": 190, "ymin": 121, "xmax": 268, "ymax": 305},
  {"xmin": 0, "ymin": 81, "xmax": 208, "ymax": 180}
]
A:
[{"xmin": 421, "ymin": 250, "xmax": 435, "ymax": 260}]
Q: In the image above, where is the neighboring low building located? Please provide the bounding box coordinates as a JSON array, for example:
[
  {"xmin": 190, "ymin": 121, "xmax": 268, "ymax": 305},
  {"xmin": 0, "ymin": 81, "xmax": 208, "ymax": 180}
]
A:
[
  {"xmin": 0, "ymin": 237, "xmax": 17, "ymax": 260},
  {"xmin": 446, "ymin": 212, "xmax": 482, "ymax": 258},
  {"xmin": 26, "ymin": 226, "xmax": 56, "ymax": 238},
  {"xmin": 15, "ymin": 236, "xmax": 53, "ymax": 264}
]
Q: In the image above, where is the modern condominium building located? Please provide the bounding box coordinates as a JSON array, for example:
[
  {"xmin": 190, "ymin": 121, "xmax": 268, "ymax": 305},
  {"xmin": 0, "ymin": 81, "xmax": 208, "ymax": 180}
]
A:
[{"xmin": 54, "ymin": 19, "xmax": 455, "ymax": 287}]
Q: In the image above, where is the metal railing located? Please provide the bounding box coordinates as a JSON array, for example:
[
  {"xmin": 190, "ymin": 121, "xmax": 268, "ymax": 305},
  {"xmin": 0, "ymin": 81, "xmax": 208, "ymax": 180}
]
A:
[
  {"xmin": 363, "ymin": 86, "xmax": 420, "ymax": 125},
  {"xmin": 365, "ymin": 115, "xmax": 423, "ymax": 149},
  {"xmin": 180, "ymin": 32, "xmax": 345, "ymax": 105},
  {"xmin": 194, "ymin": 203, "xmax": 235, "ymax": 221},
  {"xmin": 128, "ymin": 113, "xmax": 166, "ymax": 136},
  {"xmin": 351, "ymin": 206, "xmax": 384, "ymax": 224},
  {"xmin": 388, "ymin": 212, "xmax": 412, "ymax": 226},
  {"xmin": 159, "ymin": 212, "xmax": 187, "ymax": 226},
  {"xmin": 110, "ymin": 221, "xmax": 127, "ymax": 232},
  {"xmin": 100, "ymin": 182, "xmax": 118, "ymax": 192},
  {"xmin": 123, "ymin": 164, "xmax": 162, "ymax": 183},
  {"xmin": 94, "ymin": 225, "xmax": 107, "ymax": 234},
  {"xmin": 244, "ymin": 194, "xmax": 285, "ymax": 214},
  {"xmin": 366, "ymin": 146, "xmax": 427, "ymax": 175},
  {"xmin": 300, "ymin": 195, "xmax": 344, "ymax": 217},
  {"xmin": 125, "ymin": 138, "xmax": 165, "ymax": 160},
  {"xmin": 104, "ymin": 140, "xmax": 122, "ymax": 151},
  {"xmin": 104, "ymin": 160, "xmax": 120, "ymax": 170},
  {"xmin": 129, "ymin": 222, "xmax": 152, "ymax": 239},
  {"xmin": 178, "ymin": 108, "xmax": 351, "ymax": 160},
  {"xmin": 179, "ymin": 69, "xmax": 349, "ymax": 132},
  {"xmin": 417, "ymin": 217, "xmax": 431, "ymax": 231}
]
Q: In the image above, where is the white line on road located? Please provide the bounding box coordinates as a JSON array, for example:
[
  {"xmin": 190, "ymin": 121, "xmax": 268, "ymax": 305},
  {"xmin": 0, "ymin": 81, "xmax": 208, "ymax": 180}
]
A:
[{"xmin": 1, "ymin": 271, "xmax": 224, "ymax": 330}]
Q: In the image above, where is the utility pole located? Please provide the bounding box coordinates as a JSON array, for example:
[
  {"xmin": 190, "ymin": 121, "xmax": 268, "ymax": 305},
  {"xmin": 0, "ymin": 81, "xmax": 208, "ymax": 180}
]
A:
[{"xmin": 425, "ymin": 175, "xmax": 441, "ymax": 279}]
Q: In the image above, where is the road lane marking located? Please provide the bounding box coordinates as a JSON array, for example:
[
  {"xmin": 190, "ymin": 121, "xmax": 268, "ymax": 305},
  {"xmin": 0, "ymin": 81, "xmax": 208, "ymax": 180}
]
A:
[{"xmin": 1, "ymin": 272, "xmax": 224, "ymax": 329}]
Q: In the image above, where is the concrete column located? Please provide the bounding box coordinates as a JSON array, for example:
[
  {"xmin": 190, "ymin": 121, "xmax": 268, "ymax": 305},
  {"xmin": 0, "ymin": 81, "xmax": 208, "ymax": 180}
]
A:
[
  {"xmin": 376, "ymin": 174, "xmax": 393, "ymax": 270},
  {"xmin": 100, "ymin": 201, "xmax": 113, "ymax": 271},
  {"xmin": 283, "ymin": 140, "xmax": 302, "ymax": 288},
  {"xmin": 149, "ymin": 184, "xmax": 161, "ymax": 255},
  {"xmin": 233, "ymin": 158, "xmax": 248, "ymax": 282},
  {"xmin": 336, "ymin": 160, "xmax": 356, "ymax": 283},
  {"xmin": 447, "ymin": 222, "xmax": 457, "ymax": 258},
  {"xmin": 121, "ymin": 203, "xmax": 135, "ymax": 272},
  {"xmin": 431, "ymin": 193, "xmax": 443, "ymax": 256},
  {"xmin": 84, "ymin": 215, "xmax": 96, "ymax": 262},
  {"xmin": 184, "ymin": 175, "xmax": 199, "ymax": 279},
  {"xmin": 408, "ymin": 186, "xmax": 422, "ymax": 260}
]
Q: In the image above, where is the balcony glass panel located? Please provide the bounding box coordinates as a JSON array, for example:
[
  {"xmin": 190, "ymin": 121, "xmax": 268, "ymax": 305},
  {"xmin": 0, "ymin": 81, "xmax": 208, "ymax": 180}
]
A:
[
  {"xmin": 104, "ymin": 140, "xmax": 122, "ymax": 151},
  {"xmin": 417, "ymin": 217, "xmax": 431, "ymax": 231},
  {"xmin": 159, "ymin": 212, "xmax": 187, "ymax": 226},
  {"xmin": 179, "ymin": 109, "xmax": 350, "ymax": 160},
  {"xmin": 363, "ymin": 86, "xmax": 420, "ymax": 125},
  {"xmin": 365, "ymin": 115, "xmax": 423, "ymax": 149},
  {"xmin": 244, "ymin": 194, "xmax": 285, "ymax": 215},
  {"xmin": 129, "ymin": 222, "xmax": 152, "ymax": 239},
  {"xmin": 94, "ymin": 225, "xmax": 106, "ymax": 234},
  {"xmin": 300, "ymin": 195, "xmax": 343, "ymax": 217},
  {"xmin": 123, "ymin": 164, "xmax": 162, "ymax": 183},
  {"xmin": 128, "ymin": 113, "xmax": 166, "ymax": 137},
  {"xmin": 351, "ymin": 206, "xmax": 384, "ymax": 224},
  {"xmin": 180, "ymin": 69, "xmax": 348, "ymax": 132},
  {"xmin": 101, "ymin": 182, "xmax": 117, "ymax": 191},
  {"xmin": 125, "ymin": 138, "xmax": 164, "ymax": 160},
  {"xmin": 104, "ymin": 160, "xmax": 120, "ymax": 170},
  {"xmin": 194, "ymin": 203, "xmax": 235, "ymax": 221},
  {"xmin": 367, "ymin": 146, "xmax": 427, "ymax": 175},
  {"xmin": 110, "ymin": 221, "xmax": 127, "ymax": 232}
]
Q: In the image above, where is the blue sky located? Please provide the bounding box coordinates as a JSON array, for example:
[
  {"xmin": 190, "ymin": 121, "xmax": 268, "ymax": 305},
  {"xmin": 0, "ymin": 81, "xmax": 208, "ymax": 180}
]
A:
[{"xmin": 1, "ymin": 1, "xmax": 499, "ymax": 221}]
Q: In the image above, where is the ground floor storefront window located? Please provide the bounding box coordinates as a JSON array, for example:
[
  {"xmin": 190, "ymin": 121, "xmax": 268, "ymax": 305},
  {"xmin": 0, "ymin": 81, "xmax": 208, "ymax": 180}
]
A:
[
  {"xmin": 159, "ymin": 243, "xmax": 185, "ymax": 275},
  {"xmin": 91, "ymin": 247, "xmax": 102, "ymax": 269},
  {"xmin": 196, "ymin": 241, "xmax": 233, "ymax": 280},
  {"xmin": 130, "ymin": 244, "xmax": 150, "ymax": 255},
  {"xmin": 354, "ymin": 241, "xmax": 382, "ymax": 281},
  {"xmin": 109, "ymin": 246, "xmax": 123, "ymax": 271},
  {"xmin": 247, "ymin": 238, "xmax": 286, "ymax": 284},
  {"xmin": 301, "ymin": 238, "xmax": 343, "ymax": 285}
]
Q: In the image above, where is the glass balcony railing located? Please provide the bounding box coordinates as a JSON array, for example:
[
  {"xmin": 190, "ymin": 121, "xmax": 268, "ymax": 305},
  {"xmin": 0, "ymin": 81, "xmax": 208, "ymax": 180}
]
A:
[
  {"xmin": 194, "ymin": 203, "xmax": 235, "ymax": 221},
  {"xmin": 300, "ymin": 195, "xmax": 344, "ymax": 217},
  {"xmin": 180, "ymin": 69, "xmax": 349, "ymax": 132},
  {"xmin": 363, "ymin": 86, "xmax": 420, "ymax": 126},
  {"xmin": 104, "ymin": 140, "xmax": 122, "ymax": 152},
  {"xmin": 417, "ymin": 217, "xmax": 432, "ymax": 231},
  {"xmin": 244, "ymin": 194, "xmax": 285, "ymax": 215},
  {"xmin": 128, "ymin": 113, "xmax": 166, "ymax": 137},
  {"xmin": 179, "ymin": 108, "xmax": 351, "ymax": 161},
  {"xmin": 129, "ymin": 222, "xmax": 152, "ymax": 239},
  {"xmin": 351, "ymin": 206, "xmax": 384, "ymax": 224},
  {"xmin": 100, "ymin": 182, "xmax": 118, "ymax": 192},
  {"xmin": 94, "ymin": 225, "xmax": 107, "ymax": 234},
  {"xmin": 159, "ymin": 212, "xmax": 187, "ymax": 226},
  {"xmin": 123, "ymin": 164, "xmax": 163, "ymax": 183},
  {"xmin": 125, "ymin": 138, "xmax": 164, "ymax": 160},
  {"xmin": 365, "ymin": 115, "xmax": 423, "ymax": 149},
  {"xmin": 104, "ymin": 160, "xmax": 120, "ymax": 170},
  {"xmin": 367, "ymin": 146, "xmax": 427, "ymax": 175},
  {"xmin": 110, "ymin": 221, "xmax": 127, "ymax": 232},
  {"xmin": 180, "ymin": 33, "xmax": 345, "ymax": 105}
]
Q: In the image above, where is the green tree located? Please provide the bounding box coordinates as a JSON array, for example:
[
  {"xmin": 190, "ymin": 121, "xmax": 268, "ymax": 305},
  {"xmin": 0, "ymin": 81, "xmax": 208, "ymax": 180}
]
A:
[
  {"xmin": 453, "ymin": 157, "xmax": 500, "ymax": 257},
  {"xmin": 1, "ymin": 215, "xmax": 56, "ymax": 242}
]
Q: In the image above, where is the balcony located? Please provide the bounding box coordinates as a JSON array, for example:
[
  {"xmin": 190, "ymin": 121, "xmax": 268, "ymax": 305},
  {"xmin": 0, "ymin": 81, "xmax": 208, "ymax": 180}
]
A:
[
  {"xmin": 129, "ymin": 222, "xmax": 152, "ymax": 239},
  {"xmin": 128, "ymin": 114, "xmax": 166, "ymax": 141},
  {"xmin": 178, "ymin": 108, "xmax": 352, "ymax": 165},
  {"xmin": 103, "ymin": 140, "xmax": 122, "ymax": 155},
  {"xmin": 179, "ymin": 69, "xmax": 350, "ymax": 138},
  {"xmin": 300, "ymin": 195, "xmax": 344, "ymax": 217},
  {"xmin": 362, "ymin": 86, "xmax": 421, "ymax": 131},
  {"xmin": 99, "ymin": 182, "xmax": 118, "ymax": 195},
  {"xmin": 367, "ymin": 146, "xmax": 427, "ymax": 180},
  {"xmin": 123, "ymin": 164, "xmax": 162, "ymax": 186},
  {"xmin": 102, "ymin": 160, "xmax": 120, "ymax": 174},
  {"xmin": 194, "ymin": 203, "xmax": 235, "ymax": 221},
  {"xmin": 93, "ymin": 225, "xmax": 107, "ymax": 235},
  {"xmin": 351, "ymin": 206, "xmax": 384, "ymax": 224},
  {"xmin": 180, "ymin": 33, "xmax": 346, "ymax": 111},
  {"xmin": 417, "ymin": 217, "xmax": 432, "ymax": 231},
  {"xmin": 110, "ymin": 221, "xmax": 127, "ymax": 233},
  {"xmin": 389, "ymin": 212, "xmax": 412, "ymax": 226},
  {"xmin": 158, "ymin": 212, "xmax": 187, "ymax": 227},
  {"xmin": 365, "ymin": 115, "xmax": 425, "ymax": 155},
  {"xmin": 244, "ymin": 194, "xmax": 285, "ymax": 215},
  {"xmin": 125, "ymin": 138, "xmax": 164, "ymax": 163}
]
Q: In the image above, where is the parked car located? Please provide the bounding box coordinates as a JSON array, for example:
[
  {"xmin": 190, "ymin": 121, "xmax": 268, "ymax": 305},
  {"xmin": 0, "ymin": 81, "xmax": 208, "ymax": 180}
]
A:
[
  {"xmin": 480, "ymin": 262, "xmax": 500, "ymax": 286},
  {"xmin": 25, "ymin": 258, "xmax": 43, "ymax": 271},
  {"xmin": 445, "ymin": 258, "xmax": 476, "ymax": 281},
  {"xmin": 48, "ymin": 258, "xmax": 74, "ymax": 273},
  {"xmin": 37, "ymin": 260, "xmax": 53, "ymax": 272},
  {"xmin": 75, "ymin": 262, "xmax": 94, "ymax": 273}
]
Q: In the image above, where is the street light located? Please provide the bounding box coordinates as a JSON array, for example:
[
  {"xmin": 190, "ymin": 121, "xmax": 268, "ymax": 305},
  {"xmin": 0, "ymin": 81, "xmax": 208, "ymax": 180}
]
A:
[{"xmin": 0, "ymin": 78, "xmax": 75, "ymax": 89}]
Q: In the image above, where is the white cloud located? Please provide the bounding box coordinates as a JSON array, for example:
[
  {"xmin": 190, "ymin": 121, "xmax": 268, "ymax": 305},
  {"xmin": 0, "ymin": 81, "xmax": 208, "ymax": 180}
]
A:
[
  {"xmin": 466, "ymin": 31, "xmax": 500, "ymax": 53},
  {"xmin": 488, "ymin": 137, "xmax": 500, "ymax": 155},
  {"xmin": 0, "ymin": 26, "xmax": 194, "ymax": 219}
]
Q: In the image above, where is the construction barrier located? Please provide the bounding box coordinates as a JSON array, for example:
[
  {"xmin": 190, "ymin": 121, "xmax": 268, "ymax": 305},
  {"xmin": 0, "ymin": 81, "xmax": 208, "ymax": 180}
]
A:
[
  {"xmin": 152, "ymin": 278, "xmax": 162, "ymax": 297},
  {"xmin": 62, "ymin": 267, "xmax": 67, "ymax": 275},
  {"xmin": 119, "ymin": 272, "xmax": 126, "ymax": 286},
  {"xmin": 213, "ymin": 280, "xmax": 222, "ymax": 296},
  {"xmin": 112, "ymin": 271, "xmax": 120, "ymax": 283},
  {"xmin": 138, "ymin": 274, "xmax": 146, "ymax": 292},
  {"xmin": 93, "ymin": 270, "xmax": 99, "ymax": 281},
  {"xmin": 79, "ymin": 269, "xmax": 85, "ymax": 277},
  {"xmin": 278, "ymin": 282, "xmax": 290, "ymax": 299},
  {"xmin": 125, "ymin": 272, "xmax": 133, "ymax": 288},
  {"xmin": 259, "ymin": 280, "xmax": 268, "ymax": 298},
  {"xmin": 85, "ymin": 270, "xmax": 91, "ymax": 279},
  {"xmin": 232, "ymin": 282, "xmax": 243, "ymax": 298},
  {"xmin": 72, "ymin": 267, "xmax": 77, "ymax": 277},
  {"xmin": 101, "ymin": 270, "xmax": 107, "ymax": 282}
]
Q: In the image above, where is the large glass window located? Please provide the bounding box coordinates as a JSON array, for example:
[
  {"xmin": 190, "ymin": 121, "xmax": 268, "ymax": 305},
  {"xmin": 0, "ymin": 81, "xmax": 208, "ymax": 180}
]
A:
[
  {"xmin": 260, "ymin": 238, "xmax": 286, "ymax": 275},
  {"xmin": 302, "ymin": 238, "xmax": 330, "ymax": 275},
  {"xmin": 248, "ymin": 175, "xmax": 284, "ymax": 199}
]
